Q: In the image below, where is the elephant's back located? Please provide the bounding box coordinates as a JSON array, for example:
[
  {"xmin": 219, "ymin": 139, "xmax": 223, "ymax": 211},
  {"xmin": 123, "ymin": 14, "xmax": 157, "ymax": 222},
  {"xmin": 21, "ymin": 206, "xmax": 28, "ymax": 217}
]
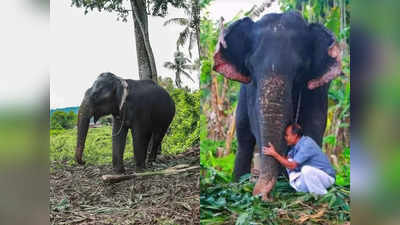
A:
[{"xmin": 128, "ymin": 80, "xmax": 175, "ymax": 124}]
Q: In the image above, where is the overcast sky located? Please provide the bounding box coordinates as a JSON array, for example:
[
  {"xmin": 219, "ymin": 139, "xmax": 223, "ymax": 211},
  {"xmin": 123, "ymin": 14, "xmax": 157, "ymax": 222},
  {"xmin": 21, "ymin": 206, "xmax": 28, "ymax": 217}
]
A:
[{"xmin": 50, "ymin": 0, "xmax": 280, "ymax": 109}]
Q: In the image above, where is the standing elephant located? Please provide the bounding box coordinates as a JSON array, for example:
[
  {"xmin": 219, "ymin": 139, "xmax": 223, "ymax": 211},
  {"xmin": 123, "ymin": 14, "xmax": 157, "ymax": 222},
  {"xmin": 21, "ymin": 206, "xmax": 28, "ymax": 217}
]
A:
[
  {"xmin": 75, "ymin": 72, "xmax": 175, "ymax": 173},
  {"xmin": 213, "ymin": 11, "xmax": 342, "ymax": 199}
]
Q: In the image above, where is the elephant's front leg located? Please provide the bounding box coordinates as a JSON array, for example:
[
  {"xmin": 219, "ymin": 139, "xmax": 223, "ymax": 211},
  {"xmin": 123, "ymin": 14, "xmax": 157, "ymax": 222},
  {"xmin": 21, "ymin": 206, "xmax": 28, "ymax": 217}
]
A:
[{"xmin": 112, "ymin": 118, "xmax": 129, "ymax": 174}]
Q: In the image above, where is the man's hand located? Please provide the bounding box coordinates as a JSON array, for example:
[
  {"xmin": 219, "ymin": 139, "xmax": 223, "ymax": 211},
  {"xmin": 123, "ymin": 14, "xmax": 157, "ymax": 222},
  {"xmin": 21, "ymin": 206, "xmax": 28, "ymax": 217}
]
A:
[
  {"xmin": 262, "ymin": 142, "xmax": 277, "ymax": 157},
  {"xmin": 262, "ymin": 142, "xmax": 298, "ymax": 170}
]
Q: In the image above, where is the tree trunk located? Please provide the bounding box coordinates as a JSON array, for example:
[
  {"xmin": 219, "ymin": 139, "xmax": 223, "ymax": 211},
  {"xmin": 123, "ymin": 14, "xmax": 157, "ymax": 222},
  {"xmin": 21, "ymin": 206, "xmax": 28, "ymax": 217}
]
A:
[
  {"xmin": 224, "ymin": 108, "xmax": 236, "ymax": 156},
  {"xmin": 192, "ymin": 0, "xmax": 202, "ymax": 60},
  {"xmin": 130, "ymin": 0, "xmax": 158, "ymax": 82},
  {"xmin": 209, "ymin": 72, "xmax": 225, "ymax": 140},
  {"xmin": 196, "ymin": 25, "xmax": 201, "ymax": 59}
]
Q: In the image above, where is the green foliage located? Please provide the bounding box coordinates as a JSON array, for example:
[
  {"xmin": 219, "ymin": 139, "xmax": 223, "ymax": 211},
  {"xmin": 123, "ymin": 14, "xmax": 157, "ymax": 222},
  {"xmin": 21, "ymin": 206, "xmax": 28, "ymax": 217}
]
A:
[
  {"xmin": 200, "ymin": 171, "xmax": 350, "ymax": 224},
  {"xmin": 50, "ymin": 110, "xmax": 77, "ymax": 130},
  {"xmin": 50, "ymin": 106, "xmax": 79, "ymax": 116},
  {"xmin": 335, "ymin": 147, "xmax": 350, "ymax": 186},
  {"xmin": 163, "ymin": 89, "xmax": 200, "ymax": 154},
  {"xmin": 50, "ymin": 126, "xmax": 133, "ymax": 165},
  {"xmin": 200, "ymin": 114, "xmax": 237, "ymax": 181},
  {"xmin": 71, "ymin": 0, "xmax": 187, "ymax": 21},
  {"xmin": 199, "ymin": 0, "xmax": 214, "ymax": 9},
  {"xmin": 325, "ymin": 6, "xmax": 341, "ymax": 37}
]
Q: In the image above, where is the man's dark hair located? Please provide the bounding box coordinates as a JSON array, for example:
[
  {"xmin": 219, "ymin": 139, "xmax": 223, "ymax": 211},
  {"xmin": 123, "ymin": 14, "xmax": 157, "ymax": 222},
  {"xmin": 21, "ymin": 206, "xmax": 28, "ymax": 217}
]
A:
[{"xmin": 287, "ymin": 123, "xmax": 303, "ymax": 137}]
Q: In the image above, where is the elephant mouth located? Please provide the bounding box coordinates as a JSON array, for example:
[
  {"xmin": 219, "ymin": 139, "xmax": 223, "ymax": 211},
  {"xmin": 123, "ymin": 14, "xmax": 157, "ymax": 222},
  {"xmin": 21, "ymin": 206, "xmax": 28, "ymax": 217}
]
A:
[{"xmin": 213, "ymin": 51, "xmax": 251, "ymax": 83}]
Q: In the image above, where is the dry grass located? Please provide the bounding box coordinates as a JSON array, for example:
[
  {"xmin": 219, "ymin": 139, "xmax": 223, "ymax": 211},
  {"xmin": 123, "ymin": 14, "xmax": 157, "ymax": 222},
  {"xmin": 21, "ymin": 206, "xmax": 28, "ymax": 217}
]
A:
[{"xmin": 50, "ymin": 148, "xmax": 200, "ymax": 225}]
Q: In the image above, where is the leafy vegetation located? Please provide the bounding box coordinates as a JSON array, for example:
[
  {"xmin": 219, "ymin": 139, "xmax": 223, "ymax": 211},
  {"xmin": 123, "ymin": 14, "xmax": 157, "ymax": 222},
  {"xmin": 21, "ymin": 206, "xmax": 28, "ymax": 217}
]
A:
[
  {"xmin": 200, "ymin": 171, "xmax": 350, "ymax": 225},
  {"xmin": 50, "ymin": 106, "xmax": 79, "ymax": 116},
  {"xmin": 50, "ymin": 110, "xmax": 77, "ymax": 130}
]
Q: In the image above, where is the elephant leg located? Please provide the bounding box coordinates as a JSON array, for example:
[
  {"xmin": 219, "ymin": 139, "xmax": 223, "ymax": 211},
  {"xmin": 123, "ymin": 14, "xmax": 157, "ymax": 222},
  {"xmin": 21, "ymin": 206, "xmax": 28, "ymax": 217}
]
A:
[
  {"xmin": 132, "ymin": 129, "xmax": 152, "ymax": 171},
  {"xmin": 148, "ymin": 128, "xmax": 167, "ymax": 162},
  {"xmin": 112, "ymin": 118, "xmax": 129, "ymax": 174},
  {"xmin": 298, "ymin": 84, "xmax": 330, "ymax": 147},
  {"xmin": 233, "ymin": 96, "xmax": 256, "ymax": 181}
]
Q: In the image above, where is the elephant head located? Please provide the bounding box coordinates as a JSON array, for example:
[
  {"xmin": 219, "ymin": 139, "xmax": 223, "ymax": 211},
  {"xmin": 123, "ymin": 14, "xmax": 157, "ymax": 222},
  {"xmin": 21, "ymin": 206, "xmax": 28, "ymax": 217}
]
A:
[
  {"xmin": 213, "ymin": 12, "xmax": 342, "ymax": 197},
  {"xmin": 75, "ymin": 72, "xmax": 128, "ymax": 165}
]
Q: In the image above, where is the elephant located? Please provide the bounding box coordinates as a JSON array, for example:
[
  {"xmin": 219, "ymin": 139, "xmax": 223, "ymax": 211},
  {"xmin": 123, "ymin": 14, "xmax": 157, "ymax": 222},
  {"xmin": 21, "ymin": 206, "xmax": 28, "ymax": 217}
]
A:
[
  {"xmin": 74, "ymin": 72, "xmax": 175, "ymax": 173},
  {"xmin": 213, "ymin": 11, "xmax": 342, "ymax": 199}
]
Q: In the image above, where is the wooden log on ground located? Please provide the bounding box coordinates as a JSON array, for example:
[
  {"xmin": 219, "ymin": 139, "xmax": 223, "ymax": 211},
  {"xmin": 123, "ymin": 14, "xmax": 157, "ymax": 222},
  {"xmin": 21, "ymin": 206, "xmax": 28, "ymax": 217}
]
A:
[{"xmin": 102, "ymin": 164, "xmax": 200, "ymax": 184}]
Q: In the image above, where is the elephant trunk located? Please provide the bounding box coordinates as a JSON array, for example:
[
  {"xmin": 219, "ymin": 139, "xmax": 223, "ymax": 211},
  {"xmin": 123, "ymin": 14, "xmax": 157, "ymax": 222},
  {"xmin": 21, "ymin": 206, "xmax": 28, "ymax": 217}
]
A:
[
  {"xmin": 253, "ymin": 75, "xmax": 292, "ymax": 200},
  {"xmin": 75, "ymin": 96, "xmax": 93, "ymax": 165}
]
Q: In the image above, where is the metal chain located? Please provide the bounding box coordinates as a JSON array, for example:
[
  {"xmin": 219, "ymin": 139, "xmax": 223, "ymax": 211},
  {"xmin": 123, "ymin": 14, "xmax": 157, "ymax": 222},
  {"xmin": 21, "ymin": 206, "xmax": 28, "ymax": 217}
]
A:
[
  {"xmin": 295, "ymin": 90, "xmax": 302, "ymax": 124},
  {"xmin": 112, "ymin": 102, "xmax": 126, "ymax": 137}
]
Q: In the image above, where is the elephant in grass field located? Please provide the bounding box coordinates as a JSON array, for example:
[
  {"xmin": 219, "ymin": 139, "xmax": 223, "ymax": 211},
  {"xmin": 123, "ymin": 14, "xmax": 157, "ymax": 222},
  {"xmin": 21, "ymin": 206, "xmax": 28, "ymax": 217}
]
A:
[
  {"xmin": 213, "ymin": 11, "xmax": 342, "ymax": 199},
  {"xmin": 75, "ymin": 72, "xmax": 175, "ymax": 173}
]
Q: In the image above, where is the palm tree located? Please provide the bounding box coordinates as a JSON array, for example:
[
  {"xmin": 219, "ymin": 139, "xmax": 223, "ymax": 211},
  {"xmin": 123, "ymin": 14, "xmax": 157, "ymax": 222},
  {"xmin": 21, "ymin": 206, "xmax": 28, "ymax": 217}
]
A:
[
  {"xmin": 163, "ymin": 0, "xmax": 200, "ymax": 59},
  {"xmin": 163, "ymin": 51, "xmax": 194, "ymax": 88}
]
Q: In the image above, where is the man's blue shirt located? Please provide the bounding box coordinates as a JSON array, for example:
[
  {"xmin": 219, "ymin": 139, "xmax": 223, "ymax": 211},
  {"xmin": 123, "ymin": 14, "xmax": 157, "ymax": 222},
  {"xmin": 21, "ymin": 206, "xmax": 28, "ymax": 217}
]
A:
[{"xmin": 287, "ymin": 136, "xmax": 336, "ymax": 178}]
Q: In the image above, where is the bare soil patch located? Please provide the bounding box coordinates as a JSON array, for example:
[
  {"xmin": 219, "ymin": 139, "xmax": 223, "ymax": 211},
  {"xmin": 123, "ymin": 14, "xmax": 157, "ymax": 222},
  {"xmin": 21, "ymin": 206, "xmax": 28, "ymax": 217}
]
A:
[{"xmin": 50, "ymin": 147, "xmax": 199, "ymax": 225}]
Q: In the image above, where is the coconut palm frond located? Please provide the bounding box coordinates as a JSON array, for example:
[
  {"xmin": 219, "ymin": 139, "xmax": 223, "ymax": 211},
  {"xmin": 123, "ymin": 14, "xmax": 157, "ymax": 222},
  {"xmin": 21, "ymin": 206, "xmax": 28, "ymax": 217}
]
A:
[
  {"xmin": 163, "ymin": 62, "xmax": 176, "ymax": 70},
  {"xmin": 163, "ymin": 17, "xmax": 189, "ymax": 26},
  {"xmin": 177, "ymin": 27, "xmax": 190, "ymax": 48},
  {"xmin": 181, "ymin": 70, "xmax": 195, "ymax": 82},
  {"xmin": 182, "ymin": 64, "xmax": 193, "ymax": 70}
]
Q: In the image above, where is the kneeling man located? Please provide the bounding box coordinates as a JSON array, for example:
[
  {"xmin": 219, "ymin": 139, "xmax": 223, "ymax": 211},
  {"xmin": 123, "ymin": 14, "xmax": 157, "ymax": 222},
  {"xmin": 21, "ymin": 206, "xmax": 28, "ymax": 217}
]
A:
[{"xmin": 263, "ymin": 123, "xmax": 336, "ymax": 195}]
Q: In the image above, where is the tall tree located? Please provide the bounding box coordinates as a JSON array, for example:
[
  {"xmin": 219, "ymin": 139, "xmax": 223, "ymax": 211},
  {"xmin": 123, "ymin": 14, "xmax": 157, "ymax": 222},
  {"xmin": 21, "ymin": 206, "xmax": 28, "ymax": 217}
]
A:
[
  {"xmin": 163, "ymin": 51, "xmax": 194, "ymax": 88},
  {"xmin": 71, "ymin": 0, "xmax": 186, "ymax": 82},
  {"xmin": 163, "ymin": 0, "xmax": 201, "ymax": 59}
]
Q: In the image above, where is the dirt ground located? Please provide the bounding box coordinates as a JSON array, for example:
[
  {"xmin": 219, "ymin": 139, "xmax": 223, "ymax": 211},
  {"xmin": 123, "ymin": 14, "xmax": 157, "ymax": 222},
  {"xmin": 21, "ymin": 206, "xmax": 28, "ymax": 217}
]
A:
[{"xmin": 50, "ymin": 147, "xmax": 200, "ymax": 225}]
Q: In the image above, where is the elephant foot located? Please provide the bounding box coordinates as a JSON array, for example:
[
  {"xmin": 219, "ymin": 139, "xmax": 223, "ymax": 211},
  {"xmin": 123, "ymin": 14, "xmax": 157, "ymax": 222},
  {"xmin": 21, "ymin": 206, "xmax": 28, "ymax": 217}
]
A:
[
  {"xmin": 253, "ymin": 177, "xmax": 276, "ymax": 201},
  {"xmin": 135, "ymin": 164, "xmax": 146, "ymax": 173},
  {"xmin": 250, "ymin": 168, "xmax": 260, "ymax": 183},
  {"xmin": 113, "ymin": 166, "xmax": 125, "ymax": 174}
]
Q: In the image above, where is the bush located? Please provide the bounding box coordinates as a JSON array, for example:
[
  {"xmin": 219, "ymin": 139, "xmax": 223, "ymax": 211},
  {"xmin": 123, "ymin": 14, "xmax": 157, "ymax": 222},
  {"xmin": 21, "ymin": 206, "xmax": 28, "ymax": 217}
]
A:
[
  {"xmin": 50, "ymin": 111, "xmax": 76, "ymax": 130},
  {"xmin": 162, "ymin": 89, "xmax": 200, "ymax": 154}
]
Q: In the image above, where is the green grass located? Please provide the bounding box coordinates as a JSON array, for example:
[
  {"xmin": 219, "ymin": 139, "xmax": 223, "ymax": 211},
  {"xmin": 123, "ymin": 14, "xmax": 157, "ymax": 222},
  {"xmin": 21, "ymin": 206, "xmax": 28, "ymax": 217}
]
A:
[{"xmin": 50, "ymin": 126, "xmax": 132, "ymax": 165}]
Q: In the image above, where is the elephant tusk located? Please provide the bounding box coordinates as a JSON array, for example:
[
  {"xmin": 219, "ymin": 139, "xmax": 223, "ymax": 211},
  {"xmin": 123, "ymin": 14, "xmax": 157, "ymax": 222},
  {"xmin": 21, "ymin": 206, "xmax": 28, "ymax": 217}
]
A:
[
  {"xmin": 215, "ymin": 17, "xmax": 227, "ymax": 52},
  {"xmin": 116, "ymin": 77, "xmax": 129, "ymax": 111}
]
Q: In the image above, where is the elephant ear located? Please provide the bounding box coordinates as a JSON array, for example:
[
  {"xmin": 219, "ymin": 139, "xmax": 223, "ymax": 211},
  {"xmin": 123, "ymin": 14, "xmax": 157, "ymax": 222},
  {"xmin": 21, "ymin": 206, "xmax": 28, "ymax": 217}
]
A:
[
  {"xmin": 307, "ymin": 23, "xmax": 342, "ymax": 90},
  {"xmin": 213, "ymin": 17, "xmax": 254, "ymax": 83}
]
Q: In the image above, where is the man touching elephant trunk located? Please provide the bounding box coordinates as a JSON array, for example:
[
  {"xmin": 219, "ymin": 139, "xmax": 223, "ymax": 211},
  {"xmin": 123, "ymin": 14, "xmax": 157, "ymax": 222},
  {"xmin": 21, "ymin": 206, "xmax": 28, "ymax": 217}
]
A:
[
  {"xmin": 213, "ymin": 11, "xmax": 342, "ymax": 200},
  {"xmin": 263, "ymin": 124, "xmax": 335, "ymax": 195}
]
